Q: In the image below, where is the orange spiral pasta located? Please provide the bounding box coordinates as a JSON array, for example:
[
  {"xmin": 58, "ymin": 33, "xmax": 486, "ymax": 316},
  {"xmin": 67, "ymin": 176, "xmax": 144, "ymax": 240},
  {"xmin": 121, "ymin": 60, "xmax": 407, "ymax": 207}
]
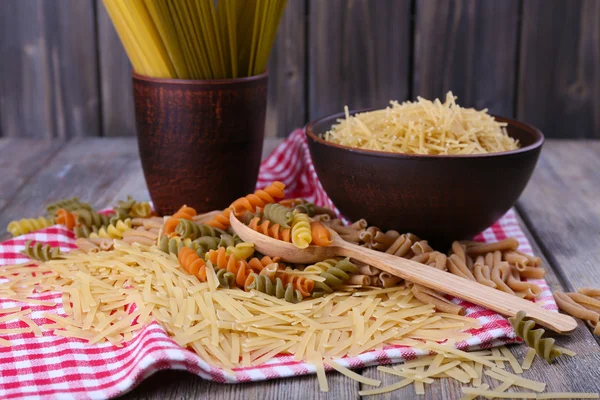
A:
[
  {"xmin": 248, "ymin": 255, "xmax": 281, "ymax": 273},
  {"xmin": 230, "ymin": 181, "xmax": 286, "ymax": 217},
  {"xmin": 206, "ymin": 247, "xmax": 252, "ymax": 287},
  {"xmin": 177, "ymin": 247, "xmax": 207, "ymax": 282},
  {"xmin": 56, "ymin": 208, "xmax": 78, "ymax": 230},
  {"xmin": 248, "ymin": 217, "xmax": 291, "ymax": 242},
  {"xmin": 205, "ymin": 208, "xmax": 232, "ymax": 230},
  {"xmin": 310, "ymin": 222, "xmax": 333, "ymax": 246},
  {"xmin": 277, "ymin": 272, "xmax": 314, "ymax": 297},
  {"xmin": 164, "ymin": 205, "xmax": 196, "ymax": 235}
]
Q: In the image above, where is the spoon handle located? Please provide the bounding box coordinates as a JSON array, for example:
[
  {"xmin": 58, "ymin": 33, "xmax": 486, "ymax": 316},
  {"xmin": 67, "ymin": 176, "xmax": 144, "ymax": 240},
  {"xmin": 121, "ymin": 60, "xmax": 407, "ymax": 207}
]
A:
[{"xmin": 334, "ymin": 239, "xmax": 577, "ymax": 333}]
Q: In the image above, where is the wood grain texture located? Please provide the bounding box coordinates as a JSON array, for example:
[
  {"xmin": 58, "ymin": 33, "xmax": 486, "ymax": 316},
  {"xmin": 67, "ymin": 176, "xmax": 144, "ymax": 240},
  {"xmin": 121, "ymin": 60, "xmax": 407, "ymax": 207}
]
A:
[
  {"xmin": 0, "ymin": 138, "xmax": 141, "ymax": 241},
  {"xmin": 120, "ymin": 369, "xmax": 359, "ymax": 400},
  {"xmin": 97, "ymin": 2, "xmax": 136, "ymax": 137},
  {"xmin": 413, "ymin": 0, "xmax": 520, "ymax": 116},
  {"xmin": 518, "ymin": 0, "xmax": 600, "ymax": 138},
  {"xmin": 517, "ymin": 141, "xmax": 600, "ymax": 291},
  {"xmin": 0, "ymin": 139, "xmax": 62, "ymax": 211},
  {"xmin": 265, "ymin": 0, "xmax": 306, "ymax": 137},
  {"xmin": 0, "ymin": 0, "xmax": 100, "ymax": 138},
  {"xmin": 308, "ymin": 0, "xmax": 412, "ymax": 120}
]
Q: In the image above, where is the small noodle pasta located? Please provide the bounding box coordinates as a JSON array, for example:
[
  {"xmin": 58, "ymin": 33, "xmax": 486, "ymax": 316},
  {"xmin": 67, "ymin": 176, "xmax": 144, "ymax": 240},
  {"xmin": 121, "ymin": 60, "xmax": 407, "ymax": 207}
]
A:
[
  {"xmin": 20, "ymin": 240, "xmax": 62, "ymax": 261},
  {"xmin": 323, "ymin": 92, "xmax": 519, "ymax": 155},
  {"xmin": 508, "ymin": 311, "xmax": 566, "ymax": 362},
  {"xmin": 7, "ymin": 216, "xmax": 55, "ymax": 236},
  {"xmin": 291, "ymin": 213, "xmax": 312, "ymax": 249}
]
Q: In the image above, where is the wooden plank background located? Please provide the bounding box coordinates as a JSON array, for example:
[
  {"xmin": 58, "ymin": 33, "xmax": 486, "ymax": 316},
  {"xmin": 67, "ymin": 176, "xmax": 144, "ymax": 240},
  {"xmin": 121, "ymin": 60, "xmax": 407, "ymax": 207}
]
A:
[{"xmin": 0, "ymin": 0, "xmax": 598, "ymax": 139}]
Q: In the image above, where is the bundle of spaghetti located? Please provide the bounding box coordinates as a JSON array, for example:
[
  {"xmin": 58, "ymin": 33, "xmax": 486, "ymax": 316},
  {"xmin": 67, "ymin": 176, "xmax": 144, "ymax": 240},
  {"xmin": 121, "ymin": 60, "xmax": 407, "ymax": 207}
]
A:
[
  {"xmin": 163, "ymin": 205, "xmax": 196, "ymax": 235},
  {"xmin": 206, "ymin": 247, "xmax": 252, "ymax": 288},
  {"xmin": 46, "ymin": 197, "xmax": 91, "ymax": 216},
  {"xmin": 55, "ymin": 209, "xmax": 78, "ymax": 229},
  {"xmin": 90, "ymin": 219, "xmax": 132, "ymax": 240},
  {"xmin": 7, "ymin": 216, "xmax": 55, "ymax": 237},
  {"xmin": 324, "ymin": 92, "xmax": 519, "ymax": 155},
  {"xmin": 247, "ymin": 216, "xmax": 291, "ymax": 242}
]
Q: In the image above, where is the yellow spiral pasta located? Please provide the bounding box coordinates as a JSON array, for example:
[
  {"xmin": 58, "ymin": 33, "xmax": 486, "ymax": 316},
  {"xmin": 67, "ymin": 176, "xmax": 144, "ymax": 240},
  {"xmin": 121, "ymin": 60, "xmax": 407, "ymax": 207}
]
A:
[
  {"xmin": 7, "ymin": 216, "xmax": 55, "ymax": 237},
  {"xmin": 226, "ymin": 242, "xmax": 255, "ymax": 261},
  {"xmin": 291, "ymin": 213, "xmax": 312, "ymax": 249},
  {"xmin": 90, "ymin": 219, "xmax": 132, "ymax": 240},
  {"xmin": 130, "ymin": 202, "xmax": 153, "ymax": 218}
]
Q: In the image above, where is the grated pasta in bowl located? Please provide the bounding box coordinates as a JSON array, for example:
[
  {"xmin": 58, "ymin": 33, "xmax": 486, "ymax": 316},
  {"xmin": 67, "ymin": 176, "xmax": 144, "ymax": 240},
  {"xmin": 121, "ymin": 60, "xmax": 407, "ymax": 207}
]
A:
[{"xmin": 323, "ymin": 92, "xmax": 520, "ymax": 155}]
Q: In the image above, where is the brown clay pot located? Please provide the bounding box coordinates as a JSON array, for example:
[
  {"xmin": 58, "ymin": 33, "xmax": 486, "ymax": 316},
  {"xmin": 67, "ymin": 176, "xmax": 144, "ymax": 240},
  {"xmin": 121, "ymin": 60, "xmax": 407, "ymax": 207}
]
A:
[
  {"xmin": 133, "ymin": 72, "xmax": 268, "ymax": 215},
  {"xmin": 306, "ymin": 112, "xmax": 544, "ymax": 249}
]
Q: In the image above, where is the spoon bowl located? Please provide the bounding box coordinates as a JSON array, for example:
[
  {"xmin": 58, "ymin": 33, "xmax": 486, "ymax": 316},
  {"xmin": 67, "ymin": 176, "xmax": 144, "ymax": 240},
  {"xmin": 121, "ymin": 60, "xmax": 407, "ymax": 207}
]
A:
[{"xmin": 229, "ymin": 213, "xmax": 577, "ymax": 334}]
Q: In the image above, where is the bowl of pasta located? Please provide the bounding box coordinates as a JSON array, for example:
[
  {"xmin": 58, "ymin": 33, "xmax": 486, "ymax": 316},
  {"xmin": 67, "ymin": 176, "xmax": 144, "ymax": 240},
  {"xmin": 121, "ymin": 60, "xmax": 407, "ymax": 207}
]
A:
[{"xmin": 305, "ymin": 93, "xmax": 544, "ymax": 247}]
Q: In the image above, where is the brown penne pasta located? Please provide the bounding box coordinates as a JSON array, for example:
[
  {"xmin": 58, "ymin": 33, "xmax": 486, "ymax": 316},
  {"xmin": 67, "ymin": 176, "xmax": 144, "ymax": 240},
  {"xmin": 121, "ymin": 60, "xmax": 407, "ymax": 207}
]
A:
[
  {"xmin": 433, "ymin": 252, "xmax": 447, "ymax": 271},
  {"xmin": 312, "ymin": 214, "xmax": 332, "ymax": 222},
  {"xmin": 122, "ymin": 236, "xmax": 156, "ymax": 246},
  {"xmin": 466, "ymin": 237, "xmax": 520, "ymax": 255},
  {"xmin": 447, "ymin": 254, "xmax": 475, "ymax": 281},
  {"xmin": 356, "ymin": 263, "xmax": 381, "ymax": 276},
  {"xmin": 578, "ymin": 288, "xmax": 600, "ymax": 298},
  {"xmin": 411, "ymin": 240, "xmax": 433, "ymax": 255},
  {"xmin": 350, "ymin": 219, "xmax": 369, "ymax": 231},
  {"xmin": 518, "ymin": 266, "xmax": 546, "ymax": 279},
  {"xmin": 514, "ymin": 250, "xmax": 542, "ymax": 267},
  {"xmin": 386, "ymin": 235, "xmax": 413, "ymax": 258},
  {"xmin": 503, "ymin": 251, "xmax": 530, "ymax": 271},
  {"xmin": 491, "ymin": 262, "xmax": 515, "ymax": 295},
  {"xmin": 451, "ymin": 241, "xmax": 467, "ymax": 263},
  {"xmin": 347, "ymin": 274, "xmax": 371, "ymax": 286},
  {"xmin": 378, "ymin": 272, "xmax": 402, "ymax": 288},
  {"xmin": 505, "ymin": 268, "xmax": 542, "ymax": 299},
  {"xmin": 473, "ymin": 257, "xmax": 496, "ymax": 288},
  {"xmin": 566, "ymin": 293, "xmax": 600, "ymax": 313},
  {"xmin": 411, "ymin": 284, "xmax": 465, "ymax": 315},
  {"xmin": 554, "ymin": 292, "xmax": 600, "ymax": 323}
]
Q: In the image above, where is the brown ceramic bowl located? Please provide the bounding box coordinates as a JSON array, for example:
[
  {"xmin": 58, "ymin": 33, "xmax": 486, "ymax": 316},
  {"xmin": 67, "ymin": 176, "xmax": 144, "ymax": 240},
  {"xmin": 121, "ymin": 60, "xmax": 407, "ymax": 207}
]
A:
[{"xmin": 305, "ymin": 111, "xmax": 544, "ymax": 248}]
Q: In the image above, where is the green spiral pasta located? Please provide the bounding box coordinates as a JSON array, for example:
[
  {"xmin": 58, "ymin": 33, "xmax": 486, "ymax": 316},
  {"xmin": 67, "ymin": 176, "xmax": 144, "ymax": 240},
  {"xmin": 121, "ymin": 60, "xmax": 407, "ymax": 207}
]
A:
[
  {"xmin": 20, "ymin": 240, "xmax": 61, "ymax": 261},
  {"xmin": 292, "ymin": 202, "xmax": 316, "ymax": 217},
  {"xmin": 73, "ymin": 224, "xmax": 99, "ymax": 238},
  {"xmin": 46, "ymin": 197, "xmax": 91, "ymax": 216},
  {"xmin": 246, "ymin": 273, "xmax": 303, "ymax": 303},
  {"xmin": 291, "ymin": 212, "xmax": 312, "ymax": 249},
  {"xmin": 7, "ymin": 216, "xmax": 55, "ymax": 237},
  {"xmin": 508, "ymin": 311, "xmax": 564, "ymax": 362},
  {"xmin": 216, "ymin": 269, "xmax": 236, "ymax": 289},
  {"xmin": 218, "ymin": 233, "xmax": 242, "ymax": 248},
  {"xmin": 263, "ymin": 203, "xmax": 293, "ymax": 228},
  {"xmin": 192, "ymin": 236, "xmax": 220, "ymax": 256},
  {"xmin": 305, "ymin": 258, "xmax": 358, "ymax": 288},
  {"xmin": 74, "ymin": 208, "xmax": 110, "ymax": 228},
  {"xmin": 158, "ymin": 236, "xmax": 192, "ymax": 255},
  {"xmin": 175, "ymin": 220, "xmax": 225, "ymax": 239}
]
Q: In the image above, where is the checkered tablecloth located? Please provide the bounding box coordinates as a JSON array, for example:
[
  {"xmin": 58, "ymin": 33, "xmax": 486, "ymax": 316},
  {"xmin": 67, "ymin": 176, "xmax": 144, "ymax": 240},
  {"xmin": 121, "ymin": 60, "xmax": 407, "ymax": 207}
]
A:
[{"xmin": 0, "ymin": 129, "xmax": 556, "ymax": 399}]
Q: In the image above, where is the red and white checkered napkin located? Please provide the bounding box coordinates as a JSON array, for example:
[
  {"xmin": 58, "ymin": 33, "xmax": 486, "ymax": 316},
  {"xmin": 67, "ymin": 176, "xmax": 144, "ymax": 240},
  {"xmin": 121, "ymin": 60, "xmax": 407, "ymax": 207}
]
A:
[{"xmin": 0, "ymin": 129, "xmax": 557, "ymax": 400}]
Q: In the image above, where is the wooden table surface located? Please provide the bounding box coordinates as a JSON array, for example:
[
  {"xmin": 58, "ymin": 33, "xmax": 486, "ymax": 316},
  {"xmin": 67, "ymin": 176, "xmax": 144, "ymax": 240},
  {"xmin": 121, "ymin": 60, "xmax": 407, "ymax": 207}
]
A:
[{"xmin": 1, "ymin": 138, "xmax": 599, "ymax": 399}]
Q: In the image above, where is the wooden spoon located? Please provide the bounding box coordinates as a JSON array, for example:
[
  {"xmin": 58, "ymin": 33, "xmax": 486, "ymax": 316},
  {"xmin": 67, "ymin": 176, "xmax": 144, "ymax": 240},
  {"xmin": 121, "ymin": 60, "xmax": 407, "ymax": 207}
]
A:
[{"xmin": 230, "ymin": 214, "xmax": 577, "ymax": 333}]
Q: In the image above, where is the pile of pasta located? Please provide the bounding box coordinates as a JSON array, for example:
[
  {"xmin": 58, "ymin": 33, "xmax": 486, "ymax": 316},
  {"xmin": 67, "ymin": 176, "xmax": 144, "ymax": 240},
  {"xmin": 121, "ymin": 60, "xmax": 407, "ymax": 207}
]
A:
[
  {"xmin": 323, "ymin": 92, "xmax": 520, "ymax": 155},
  {"xmin": 1, "ymin": 181, "xmax": 599, "ymax": 398}
]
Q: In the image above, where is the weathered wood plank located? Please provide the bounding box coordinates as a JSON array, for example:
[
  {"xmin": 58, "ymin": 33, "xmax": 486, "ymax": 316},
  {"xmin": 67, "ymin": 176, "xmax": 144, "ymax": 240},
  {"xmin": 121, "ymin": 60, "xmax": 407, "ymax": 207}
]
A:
[
  {"xmin": 518, "ymin": 0, "xmax": 600, "ymax": 138},
  {"xmin": 120, "ymin": 369, "xmax": 359, "ymax": 400},
  {"xmin": 97, "ymin": 2, "xmax": 136, "ymax": 137},
  {"xmin": 308, "ymin": 0, "xmax": 412, "ymax": 120},
  {"xmin": 413, "ymin": 0, "xmax": 520, "ymax": 116},
  {"xmin": 517, "ymin": 140, "xmax": 600, "ymax": 290},
  {"xmin": 0, "ymin": 0, "xmax": 100, "ymax": 138},
  {"xmin": 0, "ymin": 138, "xmax": 141, "ymax": 241},
  {"xmin": 360, "ymin": 209, "xmax": 600, "ymax": 398},
  {"xmin": 265, "ymin": 1, "xmax": 306, "ymax": 137}
]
